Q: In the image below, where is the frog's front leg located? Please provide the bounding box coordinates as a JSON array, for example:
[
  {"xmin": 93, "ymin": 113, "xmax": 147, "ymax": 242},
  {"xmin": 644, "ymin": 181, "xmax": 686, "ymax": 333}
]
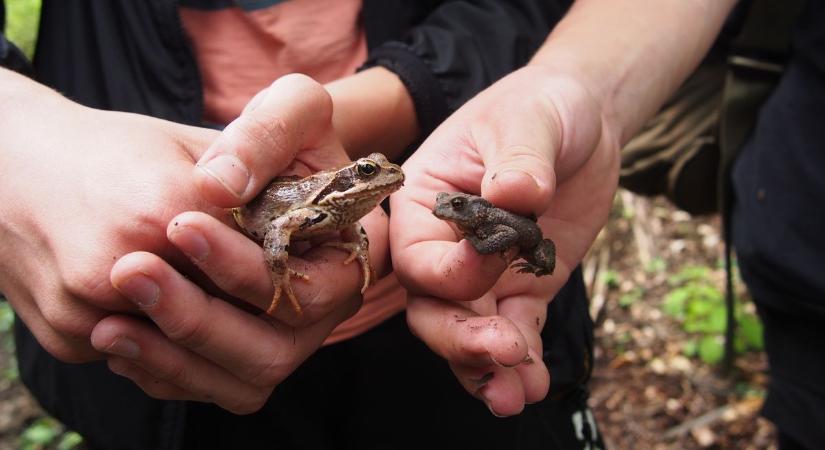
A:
[
  {"xmin": 323, "ymin": 222, "xmax": 374, "ymax": 294},
  {"xmin": 262, "ymin": 214, "xmax": 311, "ymax": 316}
]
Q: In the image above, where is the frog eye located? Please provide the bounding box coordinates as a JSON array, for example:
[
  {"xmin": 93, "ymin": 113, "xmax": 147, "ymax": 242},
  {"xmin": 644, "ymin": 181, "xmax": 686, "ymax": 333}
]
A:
[
  {"xmin": 357, "ymin": 161, "xmax": 378, "ymax": 177},
  {"xmin": 450, "ymin": 197, "xmax": 466, "ymax": 210}
]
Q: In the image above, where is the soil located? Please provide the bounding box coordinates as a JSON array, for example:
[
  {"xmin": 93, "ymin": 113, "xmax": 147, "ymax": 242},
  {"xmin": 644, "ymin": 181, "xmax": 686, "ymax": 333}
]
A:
[{"xmin": 0, "ymin": 190, "xmax": 777, "ymax": 449}]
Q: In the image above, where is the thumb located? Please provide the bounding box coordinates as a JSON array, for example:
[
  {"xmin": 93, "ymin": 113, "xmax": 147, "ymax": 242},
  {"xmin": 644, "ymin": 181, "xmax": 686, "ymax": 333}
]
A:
[
  {"xmin": 194, "ymin": 73, "xmax": 337, "ymax": 207},
  {"xmin": 478, "ymin": 116, "xmax": 561, "ymax": 217}
]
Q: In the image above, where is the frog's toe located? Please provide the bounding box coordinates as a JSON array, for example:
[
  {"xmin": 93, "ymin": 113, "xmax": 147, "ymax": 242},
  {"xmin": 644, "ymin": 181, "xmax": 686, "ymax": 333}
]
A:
[
  {"xmin": 323, "ymin": 241, "xmax": 373, "ymax": 293},
  {"xmin": 284, "ymin": 280, "xmax": 303, "ymax": 316},
  {"xmin": 290, "ymin": 268, "xmax": 310, "ymax": 282},
  {"xmin": 266, "ymin": 286, "xmax": 283, "ymax": 316},
  {"xmin": 323, "ymin": 241, "xmax": 360, "ymax": 265},
  {"xmin": 266, "ymin": 270, "xmax": 307, "ymax": 316}
]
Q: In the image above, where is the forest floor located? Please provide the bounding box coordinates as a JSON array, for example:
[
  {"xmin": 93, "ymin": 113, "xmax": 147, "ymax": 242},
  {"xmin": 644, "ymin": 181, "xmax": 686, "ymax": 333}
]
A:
[
  {"xmin": 586, "ymin": 191, "xmax": 775, "ymax": 449},
  {"xmin": 0, "ymin": 190, "xmax": 777, "ymax": 449}
]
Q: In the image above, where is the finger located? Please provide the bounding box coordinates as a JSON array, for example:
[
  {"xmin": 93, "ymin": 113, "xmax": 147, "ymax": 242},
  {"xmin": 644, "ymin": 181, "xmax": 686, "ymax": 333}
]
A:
[
  {"xmin": 166, "ymin": 212, "xmax": 363, "ymax": 325},
  {"xmin": 109, "ymin": 252, "xmax": 359, "ymax": 389},
  {"xmin": 194, "ymin": 73, "xmax": 337, "ymax": 206},
  {"xmin": 389, "ymin": 186, "xmax": 508, "ymax": 301},
  {"xmin": 472, "ymin": 97, "xmax": 561, "ymax": 216},
  {"xmin": 92, "ymin": 316, "xmax": 269, "ymax": 413},
  {"xmin": 449, "ymin": 362, "xmax": 527, "ymax": 417},
  {"xmin": 9, "ymin": 293, "xmax": 102, "ymax": 363},
  {"xmin": 406, "ymin": 295, "xmax": 529, "ymax": 368}
]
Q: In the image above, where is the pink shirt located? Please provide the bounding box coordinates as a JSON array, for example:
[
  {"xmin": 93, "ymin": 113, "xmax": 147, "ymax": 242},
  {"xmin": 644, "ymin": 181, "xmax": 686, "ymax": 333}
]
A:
[{"xmin": 180, "ymin": 0, "xmax": 367, "ymax": 125}]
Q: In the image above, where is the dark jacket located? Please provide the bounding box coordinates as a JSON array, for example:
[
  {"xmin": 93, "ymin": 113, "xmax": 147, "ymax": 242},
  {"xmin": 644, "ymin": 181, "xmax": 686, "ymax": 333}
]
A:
[
  {"xmin": 3, "ymin": 2, "xmax": 598, "ymax": 449},
  {"xmin": 29, "ymin": 0, "xmax": 569, "ymax": 136}
]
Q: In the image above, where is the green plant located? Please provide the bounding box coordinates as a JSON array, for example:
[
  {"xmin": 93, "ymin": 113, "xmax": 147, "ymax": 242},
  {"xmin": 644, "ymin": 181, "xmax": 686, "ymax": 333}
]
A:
[
  {"xmin": 0, "ymin": 300, "xmax": 18, "ymax": 381},
  {"xmin": 6, "ymin": 0, "xmax": 42, "ymax": 59},
  {"xmin": 663, "ymin": 265, "xmax": 763, "ymax": 365},
  {"xmin": 19, "ymin": 418, "xmax": 84, "ymax": 450},
  {"xmin": 619, "ymin": 287, "xmax": 642, "ymax": 309}
]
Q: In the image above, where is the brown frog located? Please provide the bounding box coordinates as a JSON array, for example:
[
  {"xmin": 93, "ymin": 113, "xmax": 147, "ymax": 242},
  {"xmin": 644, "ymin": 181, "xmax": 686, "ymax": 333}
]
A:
[
  {"xmin": 233, "ymin": 153, "xmax": 404, "ymax": 315},
  {"xmin": 432, "ymin": 192, "xmax": 555, "ymax": 277}
]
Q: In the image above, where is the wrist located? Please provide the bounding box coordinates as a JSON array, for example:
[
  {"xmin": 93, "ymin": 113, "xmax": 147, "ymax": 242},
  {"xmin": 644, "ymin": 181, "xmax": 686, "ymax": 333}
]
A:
[{"xmin": 325, "ymin": 67, "xmax": 419, "ymax": 161}]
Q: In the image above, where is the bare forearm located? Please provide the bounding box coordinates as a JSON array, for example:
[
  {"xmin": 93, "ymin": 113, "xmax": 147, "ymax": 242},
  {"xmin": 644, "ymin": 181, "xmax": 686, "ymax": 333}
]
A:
[
  {"xmin": 531, "ymin": 0, "xmax": 737, "ymax": 145},
  {"xmin": 325, "ymin": 67, "xmax": 419, "ymax": 161}
]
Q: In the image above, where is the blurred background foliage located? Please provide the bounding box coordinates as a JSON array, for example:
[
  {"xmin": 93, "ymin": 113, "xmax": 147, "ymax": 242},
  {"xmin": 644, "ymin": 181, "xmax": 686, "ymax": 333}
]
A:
[{"xmin": 5, "ymin": 0, "xmax": 41, "ymax": 58}]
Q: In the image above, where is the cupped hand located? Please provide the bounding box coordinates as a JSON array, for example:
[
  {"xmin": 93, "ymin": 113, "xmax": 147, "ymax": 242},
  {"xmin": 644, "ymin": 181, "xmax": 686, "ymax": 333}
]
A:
[
  {"xmin": 390, "ymin": 65, "xmax": 620, "ymax": 416},
  {"xmin": 89, "ymin": 74, "xmax": 392, "ymax": 413}
]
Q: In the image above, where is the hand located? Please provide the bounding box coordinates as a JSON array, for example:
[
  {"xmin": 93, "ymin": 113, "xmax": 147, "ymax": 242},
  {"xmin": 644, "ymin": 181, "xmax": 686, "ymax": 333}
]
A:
[
  {"xmin": 0, "ymin": 68, "xmax": 220, "ymax": 363},
  {"xmin": 90, "ymin": 74, "xmax": 392, "ymax": 413},
  {"xmin": 390, "ymin": 65, "xmax": 620, "ymax": 416}
]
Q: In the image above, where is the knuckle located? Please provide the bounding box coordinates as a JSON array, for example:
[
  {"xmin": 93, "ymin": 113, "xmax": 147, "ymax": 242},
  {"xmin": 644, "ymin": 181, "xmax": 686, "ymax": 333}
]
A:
[
  {"xmin": 241, "ymin": 354, "xmax": 286, "ymax": 388},
  {"xmin": 41, "ymin": 337, "xmax": 100, "ymax": 364},
  {"xmin": 61, "ymin": 265, "xmax": 112, "ymax": 302},
  {"xmin": 155, "ymin": 358, "xmax": 191, "ymax": 388},
  {"xmin": 239, "ymin": 113, "xmax": 291, "ymax": 157},
  {"xmin": 163, "ymin": 314, "xmax": 212, "ymax": 350},
  {"xmin": 39, "ymin": 298, "xmax": 97, "ymax": 341}
]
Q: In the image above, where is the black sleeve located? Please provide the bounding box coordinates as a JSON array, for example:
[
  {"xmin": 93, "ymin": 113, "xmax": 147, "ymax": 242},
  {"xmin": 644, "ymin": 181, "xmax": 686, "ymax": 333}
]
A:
[{"xmin": 362, "ymin": 0, "xmax": 571, "ymax": 139}]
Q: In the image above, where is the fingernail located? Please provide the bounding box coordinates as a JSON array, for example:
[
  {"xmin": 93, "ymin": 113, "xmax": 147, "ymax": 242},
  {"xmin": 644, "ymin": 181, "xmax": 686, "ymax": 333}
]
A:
[
  {"xmin": 117, "ymin": 274, "xmax": 159, "ymax": 308},
  {"xmin": 105, "ymin": 336, "xmax": 140, "ymax": 359},
  {"xmin": 170, "ymin": 227, "xmax": 210, "ymax": 262},
  {"xmin": 490, "ymin": 355, "xmax": 520, "ymax": 368},
  {"xmin": 493, "ymin": 169, "xmax": 545, "ymax": 192},
  {"xmin": 199, "ymin": 153, "xmax": 250, "ymax": 198}
]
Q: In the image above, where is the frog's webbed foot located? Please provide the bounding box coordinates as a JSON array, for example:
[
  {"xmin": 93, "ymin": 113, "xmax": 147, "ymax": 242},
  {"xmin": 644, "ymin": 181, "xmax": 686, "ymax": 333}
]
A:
[
  {"xmin": 268, "ymin": 268, "xmax": 310, "ymax": 316},
  {"xmin": 510, "ymin": 261, "xmax": 551, "ymax": 277},
  {"xmin": 510, "ymin": 239, "xmax": 556, "ymax": 277},
  {"xmin": 323, "ymin": 222, "xmax": 374, "ymax": 294}
]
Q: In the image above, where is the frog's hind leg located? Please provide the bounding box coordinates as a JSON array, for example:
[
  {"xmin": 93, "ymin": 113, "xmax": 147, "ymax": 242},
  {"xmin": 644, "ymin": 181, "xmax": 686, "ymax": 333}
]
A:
[
  {"xmin": 263, "ymin": 218, "xmax": 310, "ymax": 316},
  {"xmin": 510, "ymin": 238, "xmax": 556, "ymax": 277},
  {"xmin": 323, "ymin": 222, "xmax": 374, "ymax": 293}
]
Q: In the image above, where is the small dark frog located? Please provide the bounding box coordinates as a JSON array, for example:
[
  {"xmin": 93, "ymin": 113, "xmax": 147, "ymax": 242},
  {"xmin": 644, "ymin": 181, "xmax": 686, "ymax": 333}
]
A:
[
  {"xmin": 432, "ymin": 192, "xmax": 555, "ymax": 276},
  {"xmin": 233, "ymin": 153, "xmax": 404, "ymax": 315}
]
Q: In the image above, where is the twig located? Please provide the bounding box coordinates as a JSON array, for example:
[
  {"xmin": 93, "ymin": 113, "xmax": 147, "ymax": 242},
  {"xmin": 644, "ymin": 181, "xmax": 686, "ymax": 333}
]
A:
[
  {"xmin": 621, "ymin": 190, "xmax": 655, "ymax": 268},
  {"xmin": 664, "ymin": 397, "xmax": 763, "ymax": 439}
]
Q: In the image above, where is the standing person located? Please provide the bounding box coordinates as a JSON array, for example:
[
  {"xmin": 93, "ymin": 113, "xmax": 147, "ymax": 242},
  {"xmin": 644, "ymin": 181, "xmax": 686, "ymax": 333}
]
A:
[
  {"xmin": 1, "ymin": 1, "xmax": 602, "ymax": 449},
  {"xmin": 394, "ymin": 0, "xmax": 824, "ymax": 448}
]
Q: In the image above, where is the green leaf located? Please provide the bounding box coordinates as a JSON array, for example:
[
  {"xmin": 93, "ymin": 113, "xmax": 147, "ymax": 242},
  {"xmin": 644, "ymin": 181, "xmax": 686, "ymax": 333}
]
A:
[
  {"xmin": 663, "ymin": 289, "xmax": 688, "ymax": 317},
  {"xmin": 21, "ymin": 418, "xmax": 61, "ymax": 446},
  {"xmin": 698, "ymin": 336, "xmax": 724, "ymax": 365},
  {"xmin": 0, "ymin": 301, "xmax": 14, "ymax": 333},
  {"xmin": 57, "ymin": 432, "xmax": 84, "ymax": 450},
  {"xmin": 603, "ymin": 270, "xmax": 620, "ymax": 289},
  {"xmin": 739, "ymin": 314, "xmax": 764, "ymax": 350},
  {"xmin": 6, "ymin": 0, "xmax": 43, "ymax": 59},
  {"xmin": 686, "ymin": 296, "xmax": 714, "ymax": 319},
  {"xmin": 734, "ymin": 334, "xmax": 747, "ymax": 354},
  {"xmin": 668, "ymin": 265, "xmax": 710, "ymax": 285},
  {"xmin": 618, "ymin": 288, "xmax": 641, "ymax": 308},
  {"xmin": 646, "ymin": 257, "xmax": 667, "ymax": 273},
  {"xmin": 702, "ymin": 305, "xmax": 728, "ymax": 334},
  {"xmin": 682, "ymin": 339, "xmax": 698, "ymax": 357}
]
